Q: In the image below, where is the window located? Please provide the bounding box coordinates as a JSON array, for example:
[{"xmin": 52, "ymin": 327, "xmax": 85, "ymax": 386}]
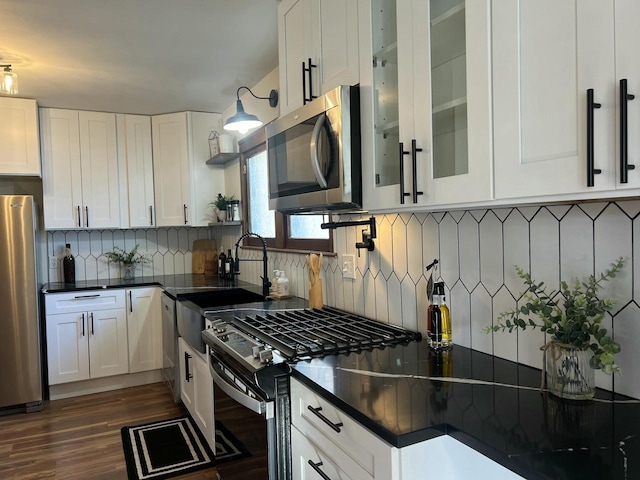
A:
[{"xmin": 239, "ymin": 129, "xmax": 333, "ymax": 252}]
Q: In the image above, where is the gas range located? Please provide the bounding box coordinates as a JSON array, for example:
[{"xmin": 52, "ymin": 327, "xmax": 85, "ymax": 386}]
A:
[
  {"xmin": 201, "ymin": 305, "xmax": 421, "ymax": 480},
  {"xmin": 202, "ymin": 306, "xmax": 421, "ymax": 380}
]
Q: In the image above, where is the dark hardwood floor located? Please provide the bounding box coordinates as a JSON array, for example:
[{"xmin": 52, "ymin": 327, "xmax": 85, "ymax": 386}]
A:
[{"xmin": 0, "ymin": 383, "xmax": 224, "ymax": 479}]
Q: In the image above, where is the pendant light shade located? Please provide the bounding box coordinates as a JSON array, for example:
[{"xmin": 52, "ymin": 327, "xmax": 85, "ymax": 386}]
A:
[
  {"xmin": 224, "ymin": 87, "xmax": 278, "ymax": 135},
  {"xmin": 0, "ymin": 65, "xmax": 18, "ymax": 95}
]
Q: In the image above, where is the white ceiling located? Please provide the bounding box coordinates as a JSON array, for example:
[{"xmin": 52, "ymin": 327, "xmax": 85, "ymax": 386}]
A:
[{"xmin": 0, "ymin": 0, "xmax": 279, "ymax": 115}]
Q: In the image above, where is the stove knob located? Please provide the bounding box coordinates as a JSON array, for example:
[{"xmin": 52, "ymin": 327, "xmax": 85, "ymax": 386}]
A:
[
  {"xmin": 214, "ymin": 324, "xmax": 227, "ymax": 333},
  {"xmin": 252, "ymin": 345, "xmax": 264, "ymax": 358},
  {"xmin": 259, "ymin": 349, "xmax": 273, "ymax": 363}
]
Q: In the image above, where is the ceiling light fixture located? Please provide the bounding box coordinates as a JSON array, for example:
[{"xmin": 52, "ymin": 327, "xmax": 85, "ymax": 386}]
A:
[
  {"xmin": 223, "ymin": 86, "xmax": 278, "ymax": 135},
  {"xmin": 0, "ymin": 65, "xmax": 18, "ymax": 95}
]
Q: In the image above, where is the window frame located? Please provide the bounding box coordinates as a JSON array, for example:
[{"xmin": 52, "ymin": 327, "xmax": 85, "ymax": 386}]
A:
[{"xmin": 239, "ymin": 129, "xmax": 333, "ymax": 253}]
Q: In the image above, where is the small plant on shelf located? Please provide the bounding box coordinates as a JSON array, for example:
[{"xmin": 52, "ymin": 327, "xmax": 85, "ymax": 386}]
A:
[{"xmin": 208, "ymin": 193, "xmax": 235, "ymax": 222}]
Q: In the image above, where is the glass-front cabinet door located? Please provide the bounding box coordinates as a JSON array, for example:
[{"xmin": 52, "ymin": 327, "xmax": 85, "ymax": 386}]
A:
[{"xmin": 361, "ymin": 0, "xmax": 492, "ymax": 211}]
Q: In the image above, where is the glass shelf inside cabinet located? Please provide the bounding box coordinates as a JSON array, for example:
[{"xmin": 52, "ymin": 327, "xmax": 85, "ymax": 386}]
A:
[
  {"xmin": 430, "ymin": 0, "xmax": 468, "ymax": 179},
  {"xmin": 372, "ymin": 0, "xmax": 400, "ymax": 188}
]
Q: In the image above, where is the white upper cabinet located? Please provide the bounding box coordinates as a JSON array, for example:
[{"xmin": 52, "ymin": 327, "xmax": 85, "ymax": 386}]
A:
[
  {"xmin": 492, "ymin": 0, "xmax": 640, "ymax": 200},
  {"xmin": 152, "ymin": 111, "xmax": 224, "ymax": 227},
  {"xmin": 117, "ymin": 114, "xmax": 155, "ymax": 228},
  {"xmin": 0, "ymin": 97, "xmax": 40, "ymax": 176},
  {"xmin": 41, "ymin": 108, "xmax": 120, "ymax": 229},
  {"xmin": 278, "ymin": 0, "xmax": 359, "ymax": 116},
  {"xmin": 361, "ymin": 0, "xmax": 492, "ymax": 211}
]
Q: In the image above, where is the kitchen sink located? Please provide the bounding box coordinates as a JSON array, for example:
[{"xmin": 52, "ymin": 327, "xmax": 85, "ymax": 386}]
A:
[
  {"xmin": 179, "ymin": 288, "xmax": 265, "ymax": 310},
  {"xmin": 177, "ymin": 288, "xmax": 266, "ymax": 353}
]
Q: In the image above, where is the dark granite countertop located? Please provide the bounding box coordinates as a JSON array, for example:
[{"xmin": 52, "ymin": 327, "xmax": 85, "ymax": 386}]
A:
[
  {"xmin": 293, "ymin": 341, "xmax": 640, "ymax": 480},
  {"xmin": 42, "ymin": 274, "xmax": 260, "ymax": 299}
]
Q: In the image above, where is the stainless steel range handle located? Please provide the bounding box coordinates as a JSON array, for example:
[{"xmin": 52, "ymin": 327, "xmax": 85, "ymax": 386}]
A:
[
  {"xmin": 310, "ymin": 113, "xmax": 328, "ymax": 188},
  {"xmin": 210, "ymin": 362, "xmax": 270, "ymax": 418}
]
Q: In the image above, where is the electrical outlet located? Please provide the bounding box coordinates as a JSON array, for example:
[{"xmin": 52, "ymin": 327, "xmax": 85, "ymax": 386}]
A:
[
  {"xmin": 49, "ymin": 256, "xmax": 58, "ymax": 269},
  {"xmin": 342, "ymin": 254, "xmax": 355, "ymax": 279}
]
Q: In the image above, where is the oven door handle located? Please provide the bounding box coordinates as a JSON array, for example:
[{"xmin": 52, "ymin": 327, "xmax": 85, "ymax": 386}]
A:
[{"xmin": 211, "ymin": 366, "xmax": 271, "ymax": 418}]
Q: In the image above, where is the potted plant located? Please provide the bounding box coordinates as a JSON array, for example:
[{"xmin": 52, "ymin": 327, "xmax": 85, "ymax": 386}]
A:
[
  {"xmin": 485, "ymin": 257, "xmax": 625, "ymax": 400},
  {"xmin": 104, "ymin": 244, "xmax": 151, "ymax": 280},
  {"xmin": 208, "ymin": 193, "xmax": 234, "ymax": 222}
]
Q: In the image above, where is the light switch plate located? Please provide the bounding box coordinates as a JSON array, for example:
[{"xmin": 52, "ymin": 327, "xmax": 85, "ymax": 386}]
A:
[
  {"xmin": 49, "ymin": 256, "xmax": 58, "ymax": 269},
  {"xmin": 342, "ymin": 254, "xmax": 355, "ymax": 279}
]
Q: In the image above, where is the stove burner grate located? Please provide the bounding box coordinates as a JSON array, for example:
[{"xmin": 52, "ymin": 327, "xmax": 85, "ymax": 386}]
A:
[{"xmin": 233, "ymin": 306, "xmax": 421, "ymax": 361}]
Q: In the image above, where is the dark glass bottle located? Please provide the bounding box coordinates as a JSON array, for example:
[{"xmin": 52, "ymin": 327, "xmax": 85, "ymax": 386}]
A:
[
  {"xmin": 63, "ymin": 243, "xmax": 75, "ymax": 284},
  {"xmin": 218, "ymin": 249, "xmax": 226, "ymax": 279},
  {"xmin": 225, "ymin": 249, "xmax": 234, "ymax": 280}
]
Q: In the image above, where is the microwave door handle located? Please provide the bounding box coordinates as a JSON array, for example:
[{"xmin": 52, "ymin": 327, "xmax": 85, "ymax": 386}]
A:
[{"xmin": 310, "ymin": 113, "xmax": 329, "ymax": 188}]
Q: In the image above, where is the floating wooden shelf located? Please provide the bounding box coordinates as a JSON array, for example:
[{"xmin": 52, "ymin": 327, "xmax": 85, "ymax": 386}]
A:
[
  {"xmin": 205, "ymin": 153, "xmax": 239, "ymax": 166},
  {"xmin": 208, "ymin": 221, "xmax": 242, "ymax": 227}
]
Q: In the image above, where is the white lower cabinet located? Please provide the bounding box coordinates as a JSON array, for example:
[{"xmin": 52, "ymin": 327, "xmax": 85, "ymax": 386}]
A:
[
  {"xmin": 178, "ymin": 337, "xmax": 215, "ymax": 451},
  {"xmin": 291, "ymin": 377, "xmax": 524, "ymax": 480},
  {"xmin": 45, "ymin": 290, "xmax": 128, "ymax": 385},
  {"xmin": 291, "ymin": 377, "xmax": 394, "ymax": 479},
  {"xmin": 126, "ymin": 287, "xmax": 162, "ymax": 373}
]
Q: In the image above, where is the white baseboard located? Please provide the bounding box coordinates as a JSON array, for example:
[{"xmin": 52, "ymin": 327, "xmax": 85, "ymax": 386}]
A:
[{"xmin": 49, "ymin": 370, "xmax": 164, "ymax": 401}]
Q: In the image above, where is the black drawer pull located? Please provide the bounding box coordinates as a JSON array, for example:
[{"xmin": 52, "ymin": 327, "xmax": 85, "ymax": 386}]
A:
[
  {"xmin": 307, "ymin": 405, "xmax": 343, "ymax": 433},
  {"xmin": 586, "ymin": 88, "xmax": 602, "ymax": 187},
  {"xmin": 184, "ymin": 352, "xmax": 193, "ymax": 382},
  {"xmin": 308, "ymin": 460, "xmax": 332, "ymax": 480},
  {"xmin": 74, "ymin": 294, "xmax": 100, "ymax": 299},
  {"xmin": 620, "ymin": 79, "xmax": 636, "ymax": 184}
]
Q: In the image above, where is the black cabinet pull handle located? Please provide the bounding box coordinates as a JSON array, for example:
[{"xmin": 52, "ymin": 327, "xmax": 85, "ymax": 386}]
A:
[
  {"xmin": 302, "ymin": 58, "xmax": 317, "ymax": 104},
  {"xmin": 307, "ymin": 57, "xmax": 317, "ymax": 102},
  {"xmin": 302, "ymin": 60, "xmax": 307, "ymax": 105},
  {"xmin": 81, "ymin": 313, "xmax": 85, "ymax": 337},
  {"xmin": 586, "ymin": 88, "xmax": 602, "ymax": 187},
  {"xmin": 77, "ymin": 205, "xmax": 81, "ymax": 227},
  {"xmin": 620, "ymin": 79, "xmax": 636, "ymax": 184},
  {"xmin": 307, "ymin": 460, "xmax": 332, "ymax": 480},
  {"xmin": 411, "ymin": 139, "xmax": 424, "ymax": 203},
  {"xmin": 183, "ymin": 204, "xmax": 188, "ymax": 225},
  {"xmin": 307, "ymin": 405, "xmax": 343, "ymax": 433},
  {"xmin": 85, "ymin": 206, "xmax": 89, "ymax": 228},
  {"xmin": 129, "ymin": 291, "xmax": 133, "ymax": 313},
  {"xmin": 90, "ymin": 312, "xmax": 94, "ymax": 335},
  {"xmin": 184, "ymin": 352, "xmax": 193, "ymax": 382},
  {"xmin": 399, "ymin": 142, "xmax": 410, "ymax": 204},
  {"xmin": 149, "ymin": 206, "xmax": 153, "ymax": 226},
  {"xmin": 74, "ymin": 294, "xmax": 100, "ymax": 299}
]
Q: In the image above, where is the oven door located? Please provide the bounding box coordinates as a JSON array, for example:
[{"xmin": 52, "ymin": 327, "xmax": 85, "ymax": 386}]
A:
[{"xmin": 210, "ymin": 352, "xmax": 276, "ymax": 480}]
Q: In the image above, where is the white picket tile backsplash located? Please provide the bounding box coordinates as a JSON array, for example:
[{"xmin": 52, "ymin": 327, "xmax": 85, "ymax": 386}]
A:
[
  {"xmin": 222, "ymin": 200, "xmax": 640, "ymax": 398},
  {"xmin": 49, "ymin": 199, "xmax": 640, "ymax": 398}
]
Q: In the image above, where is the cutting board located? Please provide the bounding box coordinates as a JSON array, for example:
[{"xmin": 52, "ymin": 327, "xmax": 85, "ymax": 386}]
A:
[{"xmin": 192, "ymin": 239, "xmax": 217, "ymax": 274}]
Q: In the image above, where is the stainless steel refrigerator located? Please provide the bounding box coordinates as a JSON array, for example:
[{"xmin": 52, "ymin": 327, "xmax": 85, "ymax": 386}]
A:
[{"xmin": 0, "ymin": 195, "xmax": 43, "ymax": 412}]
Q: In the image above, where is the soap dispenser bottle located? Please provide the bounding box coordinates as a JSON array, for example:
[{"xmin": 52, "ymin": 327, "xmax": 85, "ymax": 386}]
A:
[{"xmin": 277, "ymin": 270, "xmax": 290, "ymax": 296}]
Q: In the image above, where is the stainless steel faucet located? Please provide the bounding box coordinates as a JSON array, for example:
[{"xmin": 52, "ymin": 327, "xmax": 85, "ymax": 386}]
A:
[{"xmin": 234, "ymin": 232, "xmax": 271, "ymax": 298}]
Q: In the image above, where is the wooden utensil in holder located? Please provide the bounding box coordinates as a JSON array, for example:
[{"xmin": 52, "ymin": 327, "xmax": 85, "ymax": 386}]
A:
[{"xmin": 307, "ymin": 253, "xmax": 323, "ymax": 309}]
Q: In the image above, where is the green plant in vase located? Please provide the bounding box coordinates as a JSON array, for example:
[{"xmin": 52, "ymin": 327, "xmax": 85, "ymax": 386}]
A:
[
  {"xmin": 484, "ymin": 257, "xmax": 625, "ymax": 399},
  {"xmin": 104, "ymin": 244, "xmax": 151, "ymax": 280},
  {"xmin": 208, "ymin": 193, "xmax": 235, "ymax": 222}
]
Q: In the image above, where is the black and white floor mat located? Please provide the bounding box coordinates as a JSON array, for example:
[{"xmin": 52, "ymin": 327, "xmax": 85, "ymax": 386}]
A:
[{"xmin": 121, "ymin": 416, "xmax": 249, "ymax": 480}]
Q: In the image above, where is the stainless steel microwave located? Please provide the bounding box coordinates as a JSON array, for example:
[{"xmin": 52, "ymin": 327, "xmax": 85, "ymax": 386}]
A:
[{"xmin": 265, "ymin": 85, "xmax": 361, "ymax": 214}]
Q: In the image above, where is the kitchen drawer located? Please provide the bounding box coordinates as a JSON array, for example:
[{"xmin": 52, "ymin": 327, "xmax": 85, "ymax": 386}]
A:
[
  {"xmin": 45, "ymin": 289, "xmax": 126, "ymax": 315},
  {"xmin": 290, "ymin": 377, "xmax": 393, "ymax": 479},
  {"xmin": 291, "ymin": 424, "xmax": 373, "ymax": 480}
]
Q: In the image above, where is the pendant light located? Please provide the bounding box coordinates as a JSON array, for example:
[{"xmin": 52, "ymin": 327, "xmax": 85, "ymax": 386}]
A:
[
  {"xmin": 224, "ymin": 86, "xmax": 278, "ymax": 135},
  {"xmin": 0, "ymin": 65, "xmax": 18, "ymax": 95}
]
